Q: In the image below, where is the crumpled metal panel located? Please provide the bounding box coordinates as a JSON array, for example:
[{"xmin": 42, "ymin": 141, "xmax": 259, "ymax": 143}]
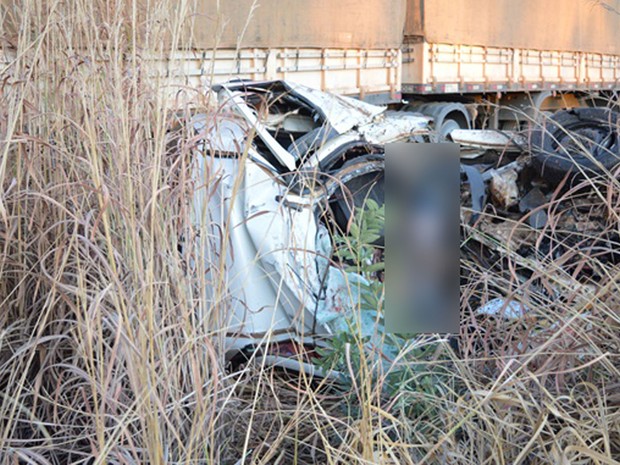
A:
[
  {"xmin": 191, "ymin": 80, "xmax": 430, "ymax": 352},
  {"xmin": 359, "ymin": 111, "xmax": 431, "ymax": 144},
  {"xmin": 193, "ymin": 153, "xmax": 377, "ymax": 350},
  {"xmin": 278, "ymin": 81, "xmax": 387, "ymax": 135}
]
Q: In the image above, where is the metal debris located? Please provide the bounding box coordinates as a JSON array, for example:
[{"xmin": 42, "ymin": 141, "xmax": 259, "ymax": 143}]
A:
[
  {"xmin": 192, "ymin": 80, "xmax": 430, "ymax": 355},
  {"xmin": 191, "ymin": 80, "xmax": 618, "ymax": 368},
  {"xmin": 518, "ymin": 188, "xmax": 548, "ymax": 229},
  {"xmin": 460, "ymin": 164, "xmax": 487, "ymax": 217},
  {"xmin": 458, "ymin": 117, "xmax": 617, "ymax": 329},
  {"xmin": 530, "ymin": 108, "xmax": 620, "ymax": 184},
  {"xmin": 452, "ymin": 129, "xmax": 527, "ymax": 152},
  {"xmin": 489, "ymin": 166, "xmax": 520, "ymax": 209},
  {"xmin": 476, "ymin": 298, "xmax": 529, "ymax": 319}
]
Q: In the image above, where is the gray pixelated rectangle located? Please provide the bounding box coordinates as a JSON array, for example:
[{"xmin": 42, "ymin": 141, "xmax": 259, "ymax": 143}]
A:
[{"xmin": 385, "ymin": 143, "xmax": 460, "ymax": 334}]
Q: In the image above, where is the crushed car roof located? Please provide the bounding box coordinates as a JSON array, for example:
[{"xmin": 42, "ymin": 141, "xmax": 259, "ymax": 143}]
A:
[{"xmin": 214, "ymin": 80, "xmax": 388, "ymax": 134}]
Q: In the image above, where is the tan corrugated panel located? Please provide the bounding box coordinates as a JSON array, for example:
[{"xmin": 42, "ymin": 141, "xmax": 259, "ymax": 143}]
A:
[
  {"xmin": 407, "ymin": 0, "xmax": 620, "ymax": 54},
  {"xmin": 191, "ymin": 0, "xmax": 407, "ymax": 49}
]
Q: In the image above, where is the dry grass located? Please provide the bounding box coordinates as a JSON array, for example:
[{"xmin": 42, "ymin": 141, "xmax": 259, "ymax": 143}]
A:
[{"xmin": 1, "ymin": 1, "xmax": 619, "ymax": 464}]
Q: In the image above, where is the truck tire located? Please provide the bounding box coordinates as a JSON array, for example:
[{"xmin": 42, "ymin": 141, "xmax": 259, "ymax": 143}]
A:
[
  {"xmin": 402, "ymin": 102, "xmax": 470, "ymax": 141},
  {"xmin": 531, "ymin": 108, "xmax": 620, "ymax": 183},
  {"xmin": 329, "ymin": 154, "xmax": 384, "ymax": 245}
]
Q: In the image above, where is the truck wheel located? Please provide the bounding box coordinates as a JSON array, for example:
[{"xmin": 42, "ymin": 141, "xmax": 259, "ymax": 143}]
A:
[
  {"xmin": 530, "ymin": 108, "xmax": 620, "ymax": 183},
  {"xmin": 402, "ymin": 102, "xmax": 471, "ymax": 141},
  {"xmin": 329, "ymin": 154, "xmax": 384, "ymax": 245}
]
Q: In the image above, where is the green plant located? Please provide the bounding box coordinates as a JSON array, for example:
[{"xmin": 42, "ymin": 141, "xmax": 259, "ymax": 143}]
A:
[{"xmin": 318, "ymin": 199, "xmax": 453, "ymax": 429}]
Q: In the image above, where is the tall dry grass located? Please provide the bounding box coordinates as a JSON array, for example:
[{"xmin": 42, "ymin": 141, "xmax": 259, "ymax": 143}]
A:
[
  {"xmin": 0, "ymin": 1, "xmax": 233, "ymax": 463},
  {"xmin": 0, "ymin": 1, "xmax": 619, "ymax": 464}
]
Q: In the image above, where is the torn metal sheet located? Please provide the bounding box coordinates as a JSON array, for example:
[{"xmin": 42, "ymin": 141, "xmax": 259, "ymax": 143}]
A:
[
  {"xmin": 519, "ymin": 188, "xmax": 548, "ymax": 229},
  {"xmin": 451, "ymin": 129, "xmax": 527, "ymax": 152},
  {"xmin": 359, "ymin": 110, "xmax": 431, "ymax": 144},
  {"xmin": 459, "ymin": 148, "xmax": 486, "ymax": 159},
  {"xmin": 481, "ymin": 159, "xmax": 526, "ymax": 182},
  {"xmin": 460, "ymin": 164, "xmax": 487, "ymax": 217}
]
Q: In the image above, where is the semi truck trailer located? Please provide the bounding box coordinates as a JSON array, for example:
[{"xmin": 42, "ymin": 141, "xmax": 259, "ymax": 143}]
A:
[
  {"xmin": 402, "ymin": 0, "xmax": 620, "ymax": 132},
  {"xmin": 3, "ymin": 0, "xmax": 620, "ymax": 133}
]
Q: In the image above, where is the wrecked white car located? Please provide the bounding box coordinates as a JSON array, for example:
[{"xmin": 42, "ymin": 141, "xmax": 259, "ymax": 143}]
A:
[{"xmin": 190, "ymin": 80, "xmax": 430, "ymax": 360}]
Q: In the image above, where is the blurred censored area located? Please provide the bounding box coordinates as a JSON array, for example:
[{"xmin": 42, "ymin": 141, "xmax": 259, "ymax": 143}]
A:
[{"xmin": 385, "ymin": 143, "xmax": 460, "ymax": 333}]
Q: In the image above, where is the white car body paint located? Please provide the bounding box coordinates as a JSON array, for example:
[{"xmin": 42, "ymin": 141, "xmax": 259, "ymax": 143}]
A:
[{"xmin": 191, "ymin": 81, "xmax": 431, "ymax": 353}]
